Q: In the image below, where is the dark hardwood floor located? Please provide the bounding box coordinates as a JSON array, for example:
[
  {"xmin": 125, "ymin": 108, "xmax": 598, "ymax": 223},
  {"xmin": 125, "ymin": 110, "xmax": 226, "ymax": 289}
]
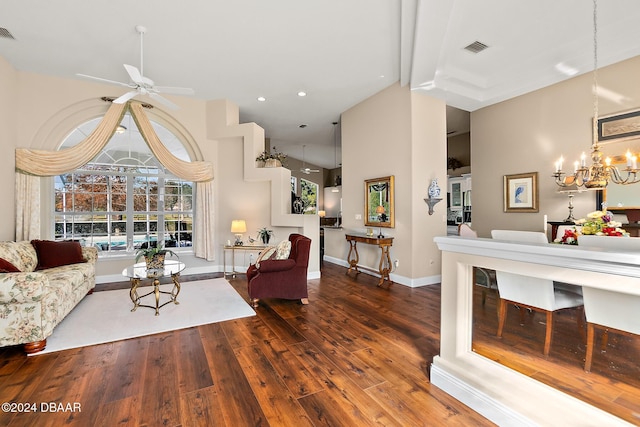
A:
[
  {"xmin": 0, "ymin": 263, "xmax": 492, "ymax": 427},
  {"xmin": 1, "ymin": 262, "xmax": 638, "ymax": 426}
]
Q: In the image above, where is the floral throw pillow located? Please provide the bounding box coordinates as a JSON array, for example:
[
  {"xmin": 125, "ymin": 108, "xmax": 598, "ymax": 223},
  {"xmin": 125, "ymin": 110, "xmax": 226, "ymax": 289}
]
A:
[{"xmin": 275, "ymin": 240, "xmax": 291, "ymax": 260}]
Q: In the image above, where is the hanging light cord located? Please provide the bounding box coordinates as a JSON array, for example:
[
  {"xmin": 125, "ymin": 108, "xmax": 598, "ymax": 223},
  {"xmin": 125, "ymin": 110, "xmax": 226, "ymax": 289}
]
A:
[{"xmin": 592, "ymin": 0, "xmax": 598, "ymax": 149}]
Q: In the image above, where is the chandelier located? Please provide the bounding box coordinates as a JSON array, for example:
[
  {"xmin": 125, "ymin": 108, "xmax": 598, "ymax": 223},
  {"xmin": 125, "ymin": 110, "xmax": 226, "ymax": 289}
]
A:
[{"xmin": 553, "ymin": 0, "xmax": 640, "ymax": 189}]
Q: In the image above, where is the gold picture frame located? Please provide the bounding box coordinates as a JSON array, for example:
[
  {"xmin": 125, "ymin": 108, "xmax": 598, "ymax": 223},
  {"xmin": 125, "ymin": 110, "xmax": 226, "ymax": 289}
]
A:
[
  {"xmin": 503, "ymin": 172, "xmax": 538, "ymax": 213},
  {"xmin": 364, "ymin": 176, "xmax": 395, "ymax": 228}
]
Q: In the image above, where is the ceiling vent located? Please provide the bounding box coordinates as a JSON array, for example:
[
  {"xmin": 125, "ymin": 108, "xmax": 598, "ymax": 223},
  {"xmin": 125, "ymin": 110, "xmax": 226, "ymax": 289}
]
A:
[
  {"xmin": 0, "ymin": 27, "xmax": 15, "ymax": 40},
  {"xmin": 464, "ymin": 41, "xmax": 488, "ymax": 54}
]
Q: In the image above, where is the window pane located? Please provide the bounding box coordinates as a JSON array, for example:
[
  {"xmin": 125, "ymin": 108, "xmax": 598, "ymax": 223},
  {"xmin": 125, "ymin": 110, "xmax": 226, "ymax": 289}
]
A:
[
  {"xmin": 54, "ymin": 114, "xmax": 195, "ymax": 254},
  {"xmin": 301, "ymin": 178, "xmax": 318, "ymax": 214}
]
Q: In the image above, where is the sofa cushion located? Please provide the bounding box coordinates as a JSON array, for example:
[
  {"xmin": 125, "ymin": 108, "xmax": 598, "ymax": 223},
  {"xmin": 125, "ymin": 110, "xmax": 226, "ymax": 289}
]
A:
[
  {"xmin": 0, "ymin": 241, "xmax": 38, "ymax": 272},
  {"xmin": 31, "ymin": 240, "xmax": 86, "ymax": 270},
  {"xmin": 0, "ymin": 258, "xmax": 20, "ymax": 273}
]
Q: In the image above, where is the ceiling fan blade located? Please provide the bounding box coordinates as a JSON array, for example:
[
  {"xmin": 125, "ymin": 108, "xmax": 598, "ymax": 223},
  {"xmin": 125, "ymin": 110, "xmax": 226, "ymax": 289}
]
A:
[
  {"xmin": 112, "ymin": 90, "xmax": 139, "ymax": 104},
  {"xmin": 123, "ymin": 64, "xmax": 144, "ymax": 84},
  {"xmin": 76, "ymin": 73, "xmax": 134, "ymax": 88},
  {"xmin": 148, "ymin": 92, "xmax": 179, "ymax": 110},
  {"xmin": 154, "ymin": 86, "xmax": 195, "ymax": 95}
]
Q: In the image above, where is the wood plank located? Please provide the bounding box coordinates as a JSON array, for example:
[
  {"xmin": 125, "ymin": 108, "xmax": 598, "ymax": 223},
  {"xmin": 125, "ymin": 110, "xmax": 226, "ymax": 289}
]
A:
[
  {"xmin": 199, "ymin": 322, "xmax": 268, "ymax": 426},
  {"xmin": 139, "ymin": 332, "xmax": 181, "ymax": 427},
  {"xmin": 179, "ymin": 386, "xmax": 225, "ymax": 427},
  {"xmin": 292, "ymin": 341, "xmax": 402, "ymax": 427},
  {"xmin": 233, "ymin": 344, "xmax": 315, "ymax": 426},
  {"xmin": 101, "ymin": 336, "xmax": 149, "ymax": 403},
  {"xmin": 175, "ymin": 327, "xmax": 214, "ymax": 394}
]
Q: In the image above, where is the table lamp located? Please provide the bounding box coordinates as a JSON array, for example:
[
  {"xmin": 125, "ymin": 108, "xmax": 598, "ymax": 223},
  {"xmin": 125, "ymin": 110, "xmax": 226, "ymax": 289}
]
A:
[
  {"xmin": 376, "ymin": 205, "xmax": 386, "ymax": 238},
  {"xmin": 318, "ymin": 210, "xmax": 326, "ymax": 218},
  {"xmin": 231, "ymin": 220, "xmax": 247, "ymax": 246}
]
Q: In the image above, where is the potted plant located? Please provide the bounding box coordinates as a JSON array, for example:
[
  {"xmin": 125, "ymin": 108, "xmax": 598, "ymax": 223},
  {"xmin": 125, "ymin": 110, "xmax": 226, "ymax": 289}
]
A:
[
  {"xmin": 135, "ymin": 242, "xmax": 178, "ymax": 270},
  {"xmin": 257, "ymin": 227, "xmax": 274, "ymax": 244},
  {"xmin": 256, "ymin": 147, "xmax": 287, "ymax": 168}
]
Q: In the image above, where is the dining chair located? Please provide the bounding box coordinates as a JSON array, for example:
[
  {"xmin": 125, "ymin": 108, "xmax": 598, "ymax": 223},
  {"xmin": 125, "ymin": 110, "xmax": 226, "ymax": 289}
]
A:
[
  {"xmin": 458, "ymin": 224, "xmax": 497, "ymax": 305},
  {"xmin": 575, "ymin": 235, "xmax": 640, "ymax": 372},
  {"xmin": 491, "ymin": 230, "xmax": 584, "ymax": 356}
]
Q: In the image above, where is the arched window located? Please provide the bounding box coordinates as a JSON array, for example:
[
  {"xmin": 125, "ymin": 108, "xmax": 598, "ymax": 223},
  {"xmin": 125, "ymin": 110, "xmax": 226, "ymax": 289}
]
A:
[{"xmin": 53, "ymin": 113, "xmax": 194, "ymax": 254}]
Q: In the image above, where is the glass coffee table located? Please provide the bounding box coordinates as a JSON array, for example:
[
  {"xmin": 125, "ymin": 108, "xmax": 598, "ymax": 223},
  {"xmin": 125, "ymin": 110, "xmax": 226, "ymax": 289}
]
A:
[{"xmin": 122, "ymin": 260, "xmax": 186, "ymax": 316}]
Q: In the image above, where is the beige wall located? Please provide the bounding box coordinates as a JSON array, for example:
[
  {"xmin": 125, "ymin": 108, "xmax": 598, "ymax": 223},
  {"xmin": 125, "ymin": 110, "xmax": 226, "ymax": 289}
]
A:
[
  {"xmin": 0, "ymin": 56, "xmax": 17, "ymax": 241},
  {"xmin": 0, "ymin": 61, "xmax": 295, "ymax": 280},
  {"xmin": 472, "ymin": 55, "xmax": 640, "ymax": 238},
  {"xmin": 325, "ymin": 83, "xmax": 446, "ymax": 285}
]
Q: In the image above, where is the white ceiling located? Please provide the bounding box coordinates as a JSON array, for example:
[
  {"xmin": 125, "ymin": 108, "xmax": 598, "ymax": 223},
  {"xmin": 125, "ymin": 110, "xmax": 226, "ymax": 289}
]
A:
[{"xmin": 1, "ymin": 0, "xmax": 640, "ymax": 168}]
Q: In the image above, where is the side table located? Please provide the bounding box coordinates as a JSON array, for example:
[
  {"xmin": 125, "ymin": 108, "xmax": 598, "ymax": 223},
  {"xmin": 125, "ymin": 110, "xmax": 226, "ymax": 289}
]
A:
[{"xmin": 223, "ymin": 245, "xmax": 268, "ymax": 278}]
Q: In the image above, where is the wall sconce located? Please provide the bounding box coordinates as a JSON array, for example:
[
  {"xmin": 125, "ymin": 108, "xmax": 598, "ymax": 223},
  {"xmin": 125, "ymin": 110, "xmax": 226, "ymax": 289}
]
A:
[{"xmin": 231, "ymin": 220, "xmax": 247, "ymax": 246}]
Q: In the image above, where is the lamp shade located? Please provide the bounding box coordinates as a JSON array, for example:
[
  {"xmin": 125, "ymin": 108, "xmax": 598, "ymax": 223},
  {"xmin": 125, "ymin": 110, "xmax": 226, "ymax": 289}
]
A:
[
  {"xmin": 376, "ymin": 205, "xmax": 386, "ymax": 214},
  {"xmin": 318, "ymin": 210, "xmax": 326, "ymax": 218},
  {"xmin": 230, "ymin": 220, "xmax": 247, "ymax": 233}
]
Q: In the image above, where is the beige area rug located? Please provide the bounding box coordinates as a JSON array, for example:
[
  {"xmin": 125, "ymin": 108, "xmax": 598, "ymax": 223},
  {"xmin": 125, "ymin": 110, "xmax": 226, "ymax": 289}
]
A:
[{"xmin": 31, "ymin": 278, "xmax": 255, "ymax": 355}]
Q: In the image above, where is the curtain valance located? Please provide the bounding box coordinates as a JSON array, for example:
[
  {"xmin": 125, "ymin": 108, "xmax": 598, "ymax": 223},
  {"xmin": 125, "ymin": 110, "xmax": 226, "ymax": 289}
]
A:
[{"xmin": 15, "ymin": 101, "xmax": 214, "ymax": 182}]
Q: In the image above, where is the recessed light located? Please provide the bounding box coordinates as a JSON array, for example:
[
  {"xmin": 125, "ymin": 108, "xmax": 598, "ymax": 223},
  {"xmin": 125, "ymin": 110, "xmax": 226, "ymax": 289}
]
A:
[
  {"xmin": 297, "ymin": 91, "xmax": 307, "ymax": 97},
  {"xmin": 257, "ymin": 96, "xmax": 266, "ymax": 102}
]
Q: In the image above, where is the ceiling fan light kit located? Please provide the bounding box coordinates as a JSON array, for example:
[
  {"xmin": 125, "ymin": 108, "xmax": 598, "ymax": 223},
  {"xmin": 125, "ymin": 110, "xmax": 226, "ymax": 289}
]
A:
[{"xmin": 77, "ymin": 25, "xmax": 194, "ymax": 110}]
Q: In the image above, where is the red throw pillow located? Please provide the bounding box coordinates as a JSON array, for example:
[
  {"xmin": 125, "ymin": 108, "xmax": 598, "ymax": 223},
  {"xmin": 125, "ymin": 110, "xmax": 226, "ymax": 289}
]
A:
[
  {"xmin": 31, "ymin": 240, "xmax": 86, "ymax": 270},
  {"xmin": 0, "ymin": 258, "xmax": 20, "ymax": 273}
]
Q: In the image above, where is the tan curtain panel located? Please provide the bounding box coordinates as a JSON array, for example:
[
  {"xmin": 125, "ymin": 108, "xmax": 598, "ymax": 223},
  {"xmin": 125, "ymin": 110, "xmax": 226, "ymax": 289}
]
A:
[
  {"xmin": 15, "ymin": 173, "xmax": 41, "ymax": 241},
  {"xmin": 15, "ymin": 102, "xmax": 127, "ymax": 176},
  {"xmin": 130, "ymin": 103, "xmax": 214, "ymax": 182},
  {"xmin": 194, "ymin": 180, "xmax": 215, "ymax": 261}
]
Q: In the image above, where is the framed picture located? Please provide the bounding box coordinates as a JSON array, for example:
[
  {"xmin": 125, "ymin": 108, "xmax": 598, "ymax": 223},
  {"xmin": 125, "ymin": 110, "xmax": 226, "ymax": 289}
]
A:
[
  {"xmin": 597, "ymin": 109, "xmax": 640, "ymax": 143},
  {"xmin": 503, "ymin": 172, "xmax": 538, "ymax": 212},
  {"xmin": 364, "ymin": 175, "xmax": 395, "ymax": 228}
]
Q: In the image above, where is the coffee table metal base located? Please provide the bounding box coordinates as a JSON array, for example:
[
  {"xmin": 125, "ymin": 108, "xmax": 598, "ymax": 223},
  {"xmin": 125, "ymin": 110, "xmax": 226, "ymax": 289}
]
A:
[{"xmin": 129, "ymin": 274, "xmax": 181, "ymax": 316}]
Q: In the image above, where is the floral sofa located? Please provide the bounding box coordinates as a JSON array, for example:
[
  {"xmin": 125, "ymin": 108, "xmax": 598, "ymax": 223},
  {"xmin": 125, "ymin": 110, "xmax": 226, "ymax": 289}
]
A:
[{"xmin": 0, "ymin": 240, "xmax": 98, "ymax": 353}]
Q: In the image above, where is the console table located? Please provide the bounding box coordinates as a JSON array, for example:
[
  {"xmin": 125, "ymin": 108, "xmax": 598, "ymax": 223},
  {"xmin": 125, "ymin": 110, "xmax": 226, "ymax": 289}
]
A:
[
  {"xmin": 345, "ymin": 233, "xmax": 394, "ymax": 287},
  {"xmin": 223, "ymin": 244, "xmax": 268, "ymax": 278}
]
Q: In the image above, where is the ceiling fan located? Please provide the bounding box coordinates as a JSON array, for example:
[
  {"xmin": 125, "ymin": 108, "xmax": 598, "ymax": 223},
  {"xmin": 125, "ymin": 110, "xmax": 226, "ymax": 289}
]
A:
[
  {"xmin": 300, "ymin": 145, "xmax": 319, "ymax": 174},
  {"xmin": 76, "ymin": 25, "xmax": 194, "ymax": 110}
]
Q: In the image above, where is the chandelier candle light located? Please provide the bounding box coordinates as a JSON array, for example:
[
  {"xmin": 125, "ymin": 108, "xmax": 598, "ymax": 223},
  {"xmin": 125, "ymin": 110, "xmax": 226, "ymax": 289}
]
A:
[{"xmin": 553, "ymin": 0, "xmax": 640, "ymax": 189}]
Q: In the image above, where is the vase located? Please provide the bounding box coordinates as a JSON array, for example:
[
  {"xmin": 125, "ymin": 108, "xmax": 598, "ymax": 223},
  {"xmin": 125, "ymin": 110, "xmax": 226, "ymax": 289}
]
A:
[
  {"xmin": 145, "ymin": 253, "xmax": 165, "ymax": 270},
  {"xmin": 264, "ymin": 159, "xmax": 281, "ymax": 168},
  {"xmin": 428, "ymin": 179, "xmax": 441, "ymax": 199},
  {"xmin": 261, "ymin": 234, "xmax": 271, "ymax": 244}
]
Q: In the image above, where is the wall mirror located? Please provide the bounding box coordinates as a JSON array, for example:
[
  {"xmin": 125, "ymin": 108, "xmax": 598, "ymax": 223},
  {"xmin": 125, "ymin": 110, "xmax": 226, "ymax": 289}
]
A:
[
  {"xmin": 364, "ymin": 175, "xmax": 395, "ymax": 228},
  {"xmin": 595, "ymin": 156, "xmax": 640, "ymax": 212}
]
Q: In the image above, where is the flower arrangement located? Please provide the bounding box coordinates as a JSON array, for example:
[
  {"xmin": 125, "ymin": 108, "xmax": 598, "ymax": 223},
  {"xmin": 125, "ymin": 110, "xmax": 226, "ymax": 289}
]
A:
[
  {"xmin": 255, "ymin": 147, "xmax": 287, "ymax": 165},
  {"xmin": 555, "ymin": 228, "xmax": 579, "ymax": 245},
  {"xmin": 574, "ymin": 210, "xmax": 628, "ymax": 236}
]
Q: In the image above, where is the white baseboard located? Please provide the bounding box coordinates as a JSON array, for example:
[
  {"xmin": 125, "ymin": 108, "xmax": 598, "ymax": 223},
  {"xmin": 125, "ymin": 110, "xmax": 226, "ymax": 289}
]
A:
[
  {"xmin": 430, "ymin": 362, "xmax": 534, "ymax": 427},
  {"xmin": 323, "ymin": 256, "xmax": 440, "ymax": 288}
]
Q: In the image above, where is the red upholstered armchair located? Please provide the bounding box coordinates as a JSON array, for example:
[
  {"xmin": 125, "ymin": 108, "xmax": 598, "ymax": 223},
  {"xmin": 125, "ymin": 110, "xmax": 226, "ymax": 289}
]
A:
[{"xmin": 246, "ymin": 233, "xmax": 311, "ymax": 308}]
